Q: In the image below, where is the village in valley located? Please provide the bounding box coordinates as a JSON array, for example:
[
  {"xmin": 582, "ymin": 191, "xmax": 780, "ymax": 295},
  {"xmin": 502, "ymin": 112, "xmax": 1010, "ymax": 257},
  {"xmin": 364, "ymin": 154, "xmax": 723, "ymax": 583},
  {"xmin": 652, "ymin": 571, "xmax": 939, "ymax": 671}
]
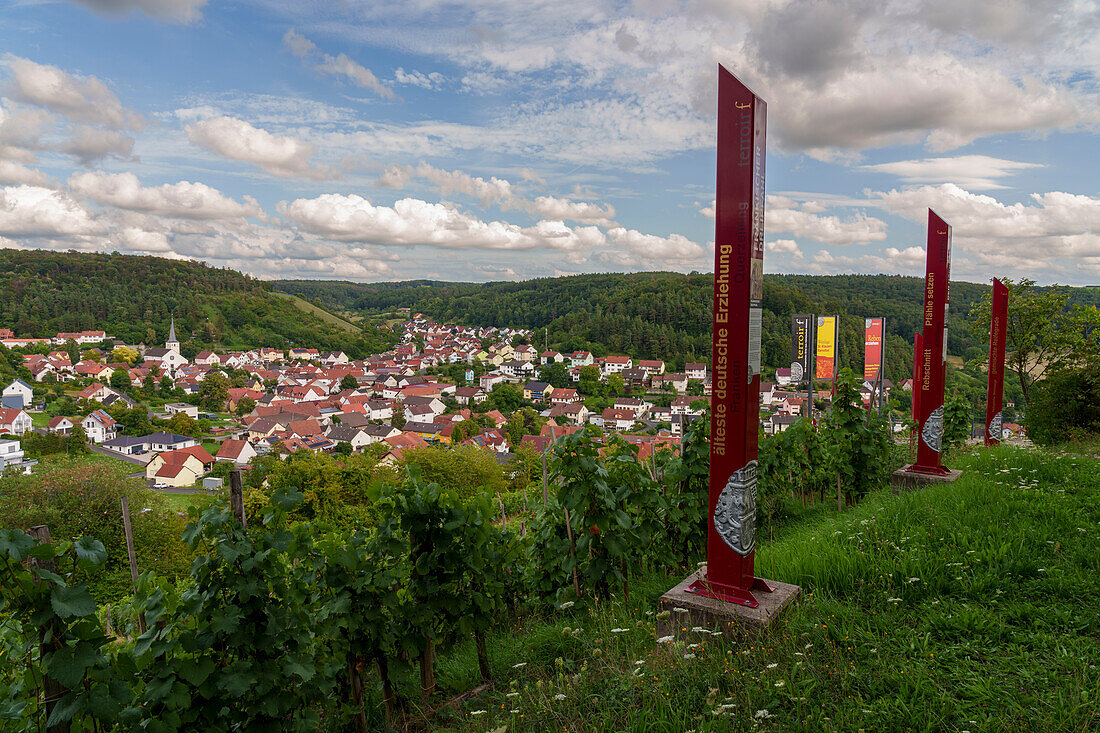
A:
[{"xmin": 0, "ymin": 311, "xmax": 907, "ymax": 489}]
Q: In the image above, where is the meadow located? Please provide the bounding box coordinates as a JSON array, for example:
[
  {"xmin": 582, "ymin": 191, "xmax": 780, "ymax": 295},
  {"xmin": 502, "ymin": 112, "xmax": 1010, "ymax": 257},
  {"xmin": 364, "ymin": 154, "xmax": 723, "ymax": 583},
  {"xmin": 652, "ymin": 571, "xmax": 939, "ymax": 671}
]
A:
[{"xmin": 425, "ymin": 445, "xmax": 1099, "ymax": 732}]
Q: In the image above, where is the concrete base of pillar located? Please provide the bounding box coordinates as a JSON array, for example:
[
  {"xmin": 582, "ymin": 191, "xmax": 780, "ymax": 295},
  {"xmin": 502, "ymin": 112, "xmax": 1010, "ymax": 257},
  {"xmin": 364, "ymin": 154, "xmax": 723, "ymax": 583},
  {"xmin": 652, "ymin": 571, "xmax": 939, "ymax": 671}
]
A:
[
  {"xmin": 656, "ymin": 571, "xmax": 801, "ymax": 637},
  {"xmin": 890, "ymin": 465, "xmax": 962, "ymax": 493}
]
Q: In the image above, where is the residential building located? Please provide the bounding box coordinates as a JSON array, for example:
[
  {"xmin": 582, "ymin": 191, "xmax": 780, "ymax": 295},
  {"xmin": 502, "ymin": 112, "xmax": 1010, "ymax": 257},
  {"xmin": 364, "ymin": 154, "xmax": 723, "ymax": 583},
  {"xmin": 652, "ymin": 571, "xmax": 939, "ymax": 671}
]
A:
[
  {"xmin": 81, "ymin": 410, "xmax": 117, "ymax": 443},
  {"xmin": 2, "ymin": 379, "xmax": 33, "ymax": 409}
]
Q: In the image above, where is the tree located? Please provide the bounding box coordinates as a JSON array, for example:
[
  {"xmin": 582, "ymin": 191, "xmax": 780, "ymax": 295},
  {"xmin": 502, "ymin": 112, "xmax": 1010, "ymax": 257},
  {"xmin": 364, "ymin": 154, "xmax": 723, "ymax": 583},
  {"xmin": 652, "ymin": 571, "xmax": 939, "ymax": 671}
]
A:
[
  {"xmin": 339, "ymin": 374, "xmax": 360, "ymax": 391},
  {"xmin": 109, "ymin": 368, "xmax": 132, "ymax": 391},
  {"xmin": 685, "ymin": 379, "xmax": 704, "ymax": 396},
  {"xmin": 391, "ymin": 402, "xmax": 406, "ymax": 430},
  {"xmin": 1026, "ymin": 363, "xmax": 1100, "ymax": 444},
  {"xmin": 111, "ymin": 346, "xmax": 138, "ymax": 365},
  {"xmin": 970, "ymin": 277, "xmax": 1100, "ymax": 404},
  {"xmin": 578, "ymin": 365, "xmax": 602, "ymax": 396},
  {"xmin": 198, "ymin": 371, "xmax": 230, "ymax": 412},
  {"xmin": 64, "ymin": 338, "xmax": 80, "ymax": 365},
  {"xmin": 236, "ymin": 396, "xmax": 256, "ymax": 418},
  {"xmin": 505, "ymin": 407, "xmax": 543, "ymax": 446},
  {"xmin": 485, "ymin": 383, "xmax": 524, "ymax": 414},
  {"xmin": 606, "ymin": 373, "xmax": 625, "ymax": 396}
]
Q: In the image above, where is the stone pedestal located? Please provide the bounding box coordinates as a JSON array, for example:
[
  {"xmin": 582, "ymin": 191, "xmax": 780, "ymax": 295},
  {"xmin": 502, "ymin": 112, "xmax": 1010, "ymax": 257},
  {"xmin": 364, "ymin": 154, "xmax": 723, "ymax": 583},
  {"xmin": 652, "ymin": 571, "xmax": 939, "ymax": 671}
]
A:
[
  {"xmin": 890, "ymin": 466, "xmax": 962, "ymax": 494},
  {"xmin": 657, "ymin": 572, "xmax": 800, "ymax": 638}
]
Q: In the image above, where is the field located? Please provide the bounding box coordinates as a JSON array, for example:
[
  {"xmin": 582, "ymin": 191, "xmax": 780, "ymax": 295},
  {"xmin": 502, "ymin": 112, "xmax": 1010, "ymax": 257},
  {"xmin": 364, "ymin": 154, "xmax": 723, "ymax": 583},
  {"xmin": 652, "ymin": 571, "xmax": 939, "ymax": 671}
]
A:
[
  {"xmin": 421, "ymin": 445, "xmax": 1099, "ymax": 732},
  {"xmin": 271, "ymin": 291, "xmax": 363, "ymax": 334}
]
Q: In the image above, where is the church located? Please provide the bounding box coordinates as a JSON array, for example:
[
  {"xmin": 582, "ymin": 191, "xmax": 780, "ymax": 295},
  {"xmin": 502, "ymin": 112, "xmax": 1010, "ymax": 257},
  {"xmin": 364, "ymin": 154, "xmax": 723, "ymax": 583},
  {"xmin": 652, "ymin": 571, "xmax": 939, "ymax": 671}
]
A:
[{"xmin": 142, "ymin": 317, "xmax": 189, "ymax": 374}]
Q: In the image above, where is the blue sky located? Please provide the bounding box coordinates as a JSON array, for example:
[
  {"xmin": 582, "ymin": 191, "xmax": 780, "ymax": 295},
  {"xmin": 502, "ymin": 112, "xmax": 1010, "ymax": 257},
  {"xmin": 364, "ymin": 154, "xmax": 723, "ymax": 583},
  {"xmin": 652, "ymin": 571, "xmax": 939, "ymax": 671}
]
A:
[{"xmin": 1, "ymin": 0, "xmax": 1098, "ymax": 284}]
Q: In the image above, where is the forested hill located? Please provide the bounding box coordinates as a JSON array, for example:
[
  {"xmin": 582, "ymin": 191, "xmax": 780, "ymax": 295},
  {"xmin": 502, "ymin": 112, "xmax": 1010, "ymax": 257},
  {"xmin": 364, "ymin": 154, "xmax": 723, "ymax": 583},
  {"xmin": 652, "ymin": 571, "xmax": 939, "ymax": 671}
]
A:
[
  {"xmin": 278, "ymin": 272, "xmax": 1088, "ymax": 383},
  {"xmin": 0, "ymin": 250, "xmax": 395, "ymax": 358}
]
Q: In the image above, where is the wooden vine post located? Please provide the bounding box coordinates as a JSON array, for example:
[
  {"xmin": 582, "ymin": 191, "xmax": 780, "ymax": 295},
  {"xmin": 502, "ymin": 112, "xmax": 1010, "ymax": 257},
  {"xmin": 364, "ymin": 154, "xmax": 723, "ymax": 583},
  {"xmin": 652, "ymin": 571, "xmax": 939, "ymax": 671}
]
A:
[
  {"xmin": 28, "ymin": 525, "xmax": 70, "ymax": 733},
  {"xmin": 120, "ymin": 496, "xmax": 147, "ymax": 632},
  {"xmin": 229, "ymin": 469, "xmax": 247, "ymax": 528}
]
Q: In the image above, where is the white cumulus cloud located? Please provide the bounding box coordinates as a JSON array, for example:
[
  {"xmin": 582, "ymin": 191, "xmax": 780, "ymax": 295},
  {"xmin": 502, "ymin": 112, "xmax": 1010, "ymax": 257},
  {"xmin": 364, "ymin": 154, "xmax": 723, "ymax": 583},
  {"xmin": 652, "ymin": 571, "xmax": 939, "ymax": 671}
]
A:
[
  {"xmin": 3, "ymin": 56, "xmax": 144, "ymax": 131},
  {"xmin": 279, "ymin": 193, "xmax": 605, "ymax": 255},
  {"xmin": 186, "ymin": 116, "xmax": 330, "ymax": 179},
  {"xmin": 68, "ymin": 171, "xmax": 261, "ymax": 220}
]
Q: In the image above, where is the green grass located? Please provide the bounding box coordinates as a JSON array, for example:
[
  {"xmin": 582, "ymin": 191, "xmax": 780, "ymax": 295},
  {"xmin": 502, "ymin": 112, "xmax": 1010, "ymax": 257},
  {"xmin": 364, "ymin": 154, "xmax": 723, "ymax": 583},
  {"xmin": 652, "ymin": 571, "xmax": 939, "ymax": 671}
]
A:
[
  {"xmin": 272, "ymin": 292, "xmax": 362, "ymax": 334},
  {"xmin": 412, "ymin": 444, "xmax": 1099, "ymax": 732},
  {"xmin": 29, "ymin": 411, "xmax": 52, "ymax": 428},
  {"xmin": 156, "ymin": 491, "xmax": 215, "ymax": 514}
]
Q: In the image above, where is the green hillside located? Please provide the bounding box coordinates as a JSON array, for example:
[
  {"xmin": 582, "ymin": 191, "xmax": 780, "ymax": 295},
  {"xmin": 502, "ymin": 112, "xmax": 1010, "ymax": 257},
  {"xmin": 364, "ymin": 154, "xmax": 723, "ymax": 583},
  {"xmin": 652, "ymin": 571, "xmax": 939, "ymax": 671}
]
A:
[
  {"xmin": 0, "ymin": 250, "xmax": 396, "ymax": 358},
  {"xmin": 277, "ymin": 273, "xmax": 1006, "ymax": 381}
]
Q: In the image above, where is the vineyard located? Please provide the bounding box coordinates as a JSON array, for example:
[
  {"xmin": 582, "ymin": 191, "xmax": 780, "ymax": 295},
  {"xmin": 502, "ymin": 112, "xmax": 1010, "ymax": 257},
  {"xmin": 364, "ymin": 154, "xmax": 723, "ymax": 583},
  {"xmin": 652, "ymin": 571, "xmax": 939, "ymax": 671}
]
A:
[{"xmin": 2, "ymin": 373, "xmax": 1096, "ymax": 731}]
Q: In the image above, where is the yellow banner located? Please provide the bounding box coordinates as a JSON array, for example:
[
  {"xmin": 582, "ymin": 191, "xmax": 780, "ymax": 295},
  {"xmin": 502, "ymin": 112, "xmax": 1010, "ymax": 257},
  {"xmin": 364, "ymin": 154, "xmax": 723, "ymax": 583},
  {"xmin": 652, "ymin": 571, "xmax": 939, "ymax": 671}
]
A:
[{"xmin": 816, "ymin": 315, "xmax": 837, "ymax": 379}]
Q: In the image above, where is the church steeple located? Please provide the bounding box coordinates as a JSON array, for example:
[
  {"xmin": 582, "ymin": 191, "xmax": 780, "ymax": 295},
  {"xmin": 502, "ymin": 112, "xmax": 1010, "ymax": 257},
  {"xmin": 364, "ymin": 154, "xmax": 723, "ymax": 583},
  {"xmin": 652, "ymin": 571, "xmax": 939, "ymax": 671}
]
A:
[{"xmin": 166, "ymin": 316, "xmax": 180, "ymax": 354}]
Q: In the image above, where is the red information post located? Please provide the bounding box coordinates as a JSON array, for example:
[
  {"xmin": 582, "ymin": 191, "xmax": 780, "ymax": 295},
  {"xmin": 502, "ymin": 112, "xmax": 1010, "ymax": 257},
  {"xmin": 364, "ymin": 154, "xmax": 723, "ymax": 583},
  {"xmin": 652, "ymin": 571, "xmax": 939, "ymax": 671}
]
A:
[
  {"xmin": 911, "ymin": 332, "xmax": 923, "ymax": 423},
  {"xmin": 985, "ymin": 278, "xmax": 1009, "ymax": 445},
  {"xmin": 687, "ymin": 65, "xmax": 772, "ymax": 608},
  {"xmin": 910, "ymin": 210, "xmax": 952, "ymax": 475}
]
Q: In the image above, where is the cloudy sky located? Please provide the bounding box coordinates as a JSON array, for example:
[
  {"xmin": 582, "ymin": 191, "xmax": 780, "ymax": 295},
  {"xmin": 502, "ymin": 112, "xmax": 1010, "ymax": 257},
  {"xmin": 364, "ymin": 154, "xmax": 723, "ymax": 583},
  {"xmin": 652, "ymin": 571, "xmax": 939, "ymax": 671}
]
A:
[{"xmin": 0, "ymin": 0, "xmax": 1098, "ymax": 284}]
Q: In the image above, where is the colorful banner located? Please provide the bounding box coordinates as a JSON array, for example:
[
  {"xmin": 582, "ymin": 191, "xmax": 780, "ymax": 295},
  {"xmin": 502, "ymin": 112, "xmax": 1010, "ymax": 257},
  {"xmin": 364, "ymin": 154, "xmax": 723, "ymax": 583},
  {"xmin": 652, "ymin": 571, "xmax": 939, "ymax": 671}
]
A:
[
  {"xmin": 693, "ymin": 64, "xmax": 771, "ymax": 609},
  {"xmin": 790, "ymin": 314, "xmax": 813, "ymax": 384},
  {"xmin": 815, "ymin": 315, "xmax": 839, "ymax": 380},
  {"xmin": 864, "ymin": 317, "xmax": 884, "ymax": 381},
  {"xmin": 985, "ymin": 279, "xmax": 1008, "ymax": 445},
  {"xmin": 912, "ymin": 210, "xmax": 952, "ymax": 474}
]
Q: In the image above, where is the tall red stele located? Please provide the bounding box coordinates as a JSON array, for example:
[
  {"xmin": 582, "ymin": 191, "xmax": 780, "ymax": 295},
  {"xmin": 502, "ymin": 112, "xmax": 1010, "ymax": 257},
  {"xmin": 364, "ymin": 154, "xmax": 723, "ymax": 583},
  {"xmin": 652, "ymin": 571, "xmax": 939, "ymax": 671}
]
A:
[
  {"xmin": 985, "ymin": 278, "xmax": 1009, "ymax": 446},
  {"xmin": 910, "ymin": 209, "xmax": 952, "ymax": 475},
  {"xmin": 688, "ymin": 65, "xmax": 772, "ymax": 608}
]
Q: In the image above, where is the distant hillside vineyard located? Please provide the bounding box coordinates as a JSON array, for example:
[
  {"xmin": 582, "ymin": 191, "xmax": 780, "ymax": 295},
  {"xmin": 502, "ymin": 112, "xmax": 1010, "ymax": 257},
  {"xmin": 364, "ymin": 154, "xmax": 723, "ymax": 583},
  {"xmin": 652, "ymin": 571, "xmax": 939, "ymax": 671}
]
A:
[
  {"xmin": 0, "ymin": 250, "xmax": 396, "ymax": 358},
  {"xmin": 278, "ymin": 272, "xmax": 1031, "ymax": 382}
]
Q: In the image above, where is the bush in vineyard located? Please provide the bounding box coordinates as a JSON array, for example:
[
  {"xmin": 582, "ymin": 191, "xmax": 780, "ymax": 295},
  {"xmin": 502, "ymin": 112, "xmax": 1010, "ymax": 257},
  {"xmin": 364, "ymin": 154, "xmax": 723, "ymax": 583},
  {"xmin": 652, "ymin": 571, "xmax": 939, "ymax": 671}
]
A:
[{"xmin": 126, "ymin": 488, "xmax": 335, "ymax": 732}]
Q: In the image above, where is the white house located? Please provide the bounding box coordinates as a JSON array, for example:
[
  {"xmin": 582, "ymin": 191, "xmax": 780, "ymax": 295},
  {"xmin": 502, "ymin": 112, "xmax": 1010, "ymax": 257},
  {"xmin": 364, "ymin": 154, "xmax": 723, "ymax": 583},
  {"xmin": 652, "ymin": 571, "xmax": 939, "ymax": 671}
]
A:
[
  {"xmin": 81, "ymin": 410, "xmax": 117, "ymax": 443},
  {"xmin": 165, "ymin": 403, "xmax": 200, "ymax": 419},
  {"xmin": 0, "ymin": 408, "xmax": 32, "ymax": 436},
  {"xmin": 3, "ymin": 379, "xmax": 34, "ymax": 409},
  {"xmin": 215, "ymin": 438, "xmax": 257, "ymax": 465},
  {"xmin": 685, "ymin": 363, "xmax": 708, "ymax": 381},
  {"xmin": 601, "ymin": 356, "xmax": 632, "ymax": 376},
  {"xmin": 0, "ymin": 439, "xmax": 26, "ymax": 469}
]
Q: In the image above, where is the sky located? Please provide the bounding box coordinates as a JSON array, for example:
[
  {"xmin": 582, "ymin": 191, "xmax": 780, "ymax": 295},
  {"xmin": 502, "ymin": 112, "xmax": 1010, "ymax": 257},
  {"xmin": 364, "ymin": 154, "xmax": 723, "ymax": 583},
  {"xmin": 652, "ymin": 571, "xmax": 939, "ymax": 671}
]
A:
[{"xmin": 0, "ymin": 0, "xmax": 1098, "ymax": 285}]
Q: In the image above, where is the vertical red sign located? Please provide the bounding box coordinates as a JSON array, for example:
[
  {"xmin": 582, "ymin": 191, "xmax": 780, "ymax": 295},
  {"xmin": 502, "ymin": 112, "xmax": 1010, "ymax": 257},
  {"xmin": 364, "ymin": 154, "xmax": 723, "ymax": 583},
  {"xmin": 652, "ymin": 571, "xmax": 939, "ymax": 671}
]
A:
[
  {"xmin": 864, "ymin": 318, "xmax": 884, "ymax": 380},
  {"xmin": 911, "ymin": 332, "xmax": 922, "ymax": 423},
  {"xmin": 985, "ymin": 278, "xmax": 1008, "ymax": 445},
  {"xmin": 689, "ymin": 65, "xmax": 771, "ymax": 608},
  {"xmin": 910, "ymin": 210, "xmax": 952, "ymax": 475}
]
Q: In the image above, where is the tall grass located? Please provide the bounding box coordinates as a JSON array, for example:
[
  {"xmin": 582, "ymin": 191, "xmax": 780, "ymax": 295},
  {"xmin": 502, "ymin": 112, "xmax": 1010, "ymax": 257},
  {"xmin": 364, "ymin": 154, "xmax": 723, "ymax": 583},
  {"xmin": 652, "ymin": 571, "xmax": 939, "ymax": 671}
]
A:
[{"xmin": 414, "ymin": 445, "xmax": 1098, "ymax": 732}]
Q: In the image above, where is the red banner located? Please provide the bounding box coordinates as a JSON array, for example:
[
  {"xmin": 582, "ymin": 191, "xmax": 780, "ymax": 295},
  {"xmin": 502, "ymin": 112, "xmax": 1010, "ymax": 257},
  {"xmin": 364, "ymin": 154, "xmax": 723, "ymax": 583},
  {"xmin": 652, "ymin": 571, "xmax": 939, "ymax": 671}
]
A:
[
  {"xmin": 691, "ymin": 65, "xmax": 771, "ymax": 609},
  {"xmin": 911, "ymin": 210, "xmax": 952, "ymax": 475},
  {"xmin": 864, "ymin": 317, "xmax": 884, "ymax": 380},
  {"xmin": 985, "ymin": 278, "xmax": 1008, "ymax": 445}
]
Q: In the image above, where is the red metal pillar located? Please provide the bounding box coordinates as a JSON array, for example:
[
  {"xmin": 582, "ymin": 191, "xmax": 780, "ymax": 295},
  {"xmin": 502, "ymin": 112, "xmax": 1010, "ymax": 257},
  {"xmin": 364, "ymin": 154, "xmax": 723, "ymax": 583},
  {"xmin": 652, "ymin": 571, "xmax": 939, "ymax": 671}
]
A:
[
  {"xmin": 688, "ymin": 65, "xmax": 772, "ymax": 608},
  {"xmin": 909, "ymin": 210, "xmax": 952, "ymax": 475},
  {"xmin": 985, "ymin": 278, "xmax": 1008, "ymax": 446}
]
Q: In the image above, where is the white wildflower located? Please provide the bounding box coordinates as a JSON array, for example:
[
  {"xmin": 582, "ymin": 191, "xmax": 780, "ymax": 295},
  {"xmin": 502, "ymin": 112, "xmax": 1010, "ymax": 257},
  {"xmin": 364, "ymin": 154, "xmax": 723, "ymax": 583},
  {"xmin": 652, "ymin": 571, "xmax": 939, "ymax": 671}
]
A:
[
  {"xmin": 683, "ymin": 653, "xmax": 696, "ymax": 659},
  {"xmin": 774, "ymin": 680, "xmax": 785, "ymax": 687},
  {"xmin": 674, "ymin": 607, "xmax": 689, "ymax": 614},
  {"xmin": 506, "ymin": 692, "xmax": 519, "ymax": 697},
  {"xmin": 908, "ymin": 577, "xmax": 920, "ymax": 583},
  {"xmin": 611, "ymin": 628, "xmax": 629, "ymax": 633},
  {"xmin": 657, "ymin": 635, "xmax": 674, "ymax": 644},
  {"xmin": 755, "ymin": 709, "xmax": 772, "ymax": 719},
  {"xmin": 554, "ymin": 693, "xmax": 566, "ymax": 701},
  {"xmin": 512, "ymin": 662, "xmax": 527, "ymax": 668},
  {"xmin": 471, "ymin": 710, "xmax": 486, "ymax": 716},
  {"xmin": 511, "ymin": 709, "xmax": 521, "ymax": 713},
  {"xmin": 559, "ymin": 601, "xmax": 575, "ymax": 610},
  {"xmin": 634, "ymin": 660, "xmax": 645, "ymax": 666}
]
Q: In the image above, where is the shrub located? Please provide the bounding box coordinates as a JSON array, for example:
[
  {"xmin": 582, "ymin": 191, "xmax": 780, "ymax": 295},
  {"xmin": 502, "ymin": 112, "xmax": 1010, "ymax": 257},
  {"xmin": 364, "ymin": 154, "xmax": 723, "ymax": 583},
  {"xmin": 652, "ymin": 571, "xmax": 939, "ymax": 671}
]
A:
[{"xmin": 1026, "ymin": 363, "xmax": 1100, "ymax": 445}]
